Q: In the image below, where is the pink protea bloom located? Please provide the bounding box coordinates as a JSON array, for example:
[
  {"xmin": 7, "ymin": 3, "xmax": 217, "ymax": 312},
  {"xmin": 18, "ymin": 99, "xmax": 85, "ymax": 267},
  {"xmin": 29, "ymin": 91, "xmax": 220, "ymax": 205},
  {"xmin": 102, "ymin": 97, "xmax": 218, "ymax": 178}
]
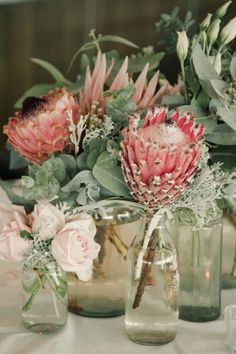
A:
[
  {"xmin": 121, "ymin": 107, "xmax": 204, "ymax": 209},
  {"xmin": 4, "ymin": 88, "xmax": 78, "ymax": 165},
  {"xmin": 79, "ymin": 51, "xmax": 170, "ymax": 114}
]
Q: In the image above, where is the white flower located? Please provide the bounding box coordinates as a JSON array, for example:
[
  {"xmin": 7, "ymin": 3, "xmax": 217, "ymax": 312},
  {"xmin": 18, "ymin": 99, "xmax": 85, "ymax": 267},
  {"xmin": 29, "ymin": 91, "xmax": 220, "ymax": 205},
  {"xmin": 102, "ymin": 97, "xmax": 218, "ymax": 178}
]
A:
[
  {"xmin": 207, "ymin": 19, "xmax": 221, "ymax": 46},
  {"xmin": 31, "ymin": 203, "xmax": 65, "ymax": 240},
  {"xmin": 216, "ymin": 1, "xmax": 232, "ymax": 19},
  {"xmin": 176, "ymin": 31, "xmax": 189, "ymax": 62},
  {"xmin": 200, "ymin": 13, "xmax": 212, "ymax": 30},
  {"xmin": 220, "ymin": 16, "xmax": 236, "ymax": 46}
]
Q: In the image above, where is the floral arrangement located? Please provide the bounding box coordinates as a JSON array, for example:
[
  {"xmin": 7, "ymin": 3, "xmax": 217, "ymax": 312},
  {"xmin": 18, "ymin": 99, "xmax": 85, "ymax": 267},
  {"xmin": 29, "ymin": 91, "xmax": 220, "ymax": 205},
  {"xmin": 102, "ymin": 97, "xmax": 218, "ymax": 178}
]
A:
[{"xmin": 0, "ymin": 0, "xmax": 236, "ymax": 313}]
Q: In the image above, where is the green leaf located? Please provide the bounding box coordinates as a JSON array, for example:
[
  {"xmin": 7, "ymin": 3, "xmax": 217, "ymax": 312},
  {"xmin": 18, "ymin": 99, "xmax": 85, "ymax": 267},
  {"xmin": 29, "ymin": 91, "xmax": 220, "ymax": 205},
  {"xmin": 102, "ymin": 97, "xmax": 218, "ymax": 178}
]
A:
[
  {"xmin": 96, "ymin": 151, "xmax": 118, "ymax": 168},
  {"xmin": 176, "ymin": 105, "xmax": 207, "ymax": 117},
  {"xmin": 76, "ymin": 150, "xmax": 90, "ymax": 171},
  {"xmin": 43, "ymin": 157, "xmax": 66, "ymax": 183},
  {"xmin": 210, "ymin": 145, "xmax": 236, "ymax": 171},
  {"xmin": 59, "ymin": 154, "xmax": 77, "ymax": 179},
  {"xmin": 98, "ymin": 35, "xmax": 139, "ymax": 49},
  {"xmin": 216, "ymin": 105, "xmax": 236, "ymax": 131},
  {"xmin": 206, "ymin": 124, "xmax": 236, "ymax": 145},
  {"xmin": 31, "ymin": 58, "xmax": 71, "ymax": 84},
  {"xmin": 127, "ymin": 52, "xmax": 165, "ymax": 74},
  {"xmin": 0, "ymin": 180, "xmax": 27, "ymax": 206},
  {"xmin": 8, "ymin": 147, "xmax": 28, "ymax": 170},
  {"xmin": 61, "ymin": 170, "xmax": 96, "ymax": 193},
  {"xmin": 230, "ymin": 54, "xmax": 236, "ymax": 80},
  {"xmin": 196, "ymin": 117, "xmax": 217, "ymax": 133},
  {"xmin": 35, "ymin": 168, "xmax": 49, "ymax": 186},
  {"xmin": 107, "ymin": 83, "xmax": 136, "ymax": 126},
  {"xmin": 80, "ymin": 53, "xmax": 90, "ymax": 76},
  {"xmin": 162, "ymin": 95, "xmax": 186, "ymax": 107},
  {"xmin": 192, "ymin": 43, "xmax": 220, "ymax": 82},
  {"xmin": 14, "ymin": 83, "xmax": 60, "ymax": 109},
  {"xmin": 86, "ymin": 149, "xmax": 100, "ymax": 170},
  {"xmin": 93, "ymin": 164, "xmax": 130, "ymax": 197},
  {"xmin": 20, "ymin": 230, "xmax": 33, "ymax": 240}
]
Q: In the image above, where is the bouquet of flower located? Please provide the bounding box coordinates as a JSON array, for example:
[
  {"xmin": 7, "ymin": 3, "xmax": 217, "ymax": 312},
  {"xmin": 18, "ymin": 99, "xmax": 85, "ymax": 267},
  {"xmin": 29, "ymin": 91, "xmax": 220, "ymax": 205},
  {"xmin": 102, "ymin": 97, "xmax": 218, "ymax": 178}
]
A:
[
  {"xmin": 0, "ymin": 189, "xmax": 100, "ymax": 311},
  {"xmin": 0, "ymin": 1, "xmax": 235, "ymax": 314}
]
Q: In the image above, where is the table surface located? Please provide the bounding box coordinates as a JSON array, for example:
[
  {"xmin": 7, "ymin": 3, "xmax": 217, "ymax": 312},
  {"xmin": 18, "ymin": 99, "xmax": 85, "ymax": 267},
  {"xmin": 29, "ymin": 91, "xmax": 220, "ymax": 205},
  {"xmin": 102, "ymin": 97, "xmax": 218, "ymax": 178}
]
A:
[{"xmin": 0, "ymin": 261, "xmax": 233, "ymax": 354}]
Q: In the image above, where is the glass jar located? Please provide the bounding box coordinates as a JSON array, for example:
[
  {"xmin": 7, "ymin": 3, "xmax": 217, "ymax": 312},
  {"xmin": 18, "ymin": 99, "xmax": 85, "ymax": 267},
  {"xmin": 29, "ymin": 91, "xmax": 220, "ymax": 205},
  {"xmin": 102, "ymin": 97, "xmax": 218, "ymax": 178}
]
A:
[
  {"xmin": 68, "ymin": 203, "xmax": 142, "ymax": 317},
  {"xmin": 125, "ymin": 213, "xmax": 179, "ymax": 345},
  {"xmin": 172, "ymin": 211, "xmax": 222, "ymax": 322},
  {"xmin": 22, "ymin": 262, "xmax": 68, "ymax": 333},
  {"xmin": 221, "ymin": 194, "xmax": 236, "ymax": 289}
]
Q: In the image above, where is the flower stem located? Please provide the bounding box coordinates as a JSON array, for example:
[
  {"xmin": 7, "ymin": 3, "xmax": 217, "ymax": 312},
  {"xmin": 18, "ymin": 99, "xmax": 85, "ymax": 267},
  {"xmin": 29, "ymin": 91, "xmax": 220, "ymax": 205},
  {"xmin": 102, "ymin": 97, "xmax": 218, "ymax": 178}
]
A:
[{"xmin": 180, "ymin": 61, "xmax": 188, "ymax": 104}]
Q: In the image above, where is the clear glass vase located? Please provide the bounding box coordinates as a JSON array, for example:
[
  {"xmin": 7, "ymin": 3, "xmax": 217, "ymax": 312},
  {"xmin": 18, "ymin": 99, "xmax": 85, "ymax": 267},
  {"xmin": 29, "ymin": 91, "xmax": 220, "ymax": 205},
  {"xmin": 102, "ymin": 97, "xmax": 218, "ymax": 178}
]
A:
[
  {"xmin": 125, "ymin": 214, "xmax": 179, "ymax": 345},
  {"xmin": 68, "ymin": 204, "xmax": 142, "ymax": 317},
  {"xmin": 221, "ymin": 194, "xmax": 236, "ymax": 289},
  {"xmin": 172, "ymin": 211, "xmax": 222, "ymax": 322},
  {"xmin": 22, "ymin": 262, "xmax": 68, "ymax": 333}
]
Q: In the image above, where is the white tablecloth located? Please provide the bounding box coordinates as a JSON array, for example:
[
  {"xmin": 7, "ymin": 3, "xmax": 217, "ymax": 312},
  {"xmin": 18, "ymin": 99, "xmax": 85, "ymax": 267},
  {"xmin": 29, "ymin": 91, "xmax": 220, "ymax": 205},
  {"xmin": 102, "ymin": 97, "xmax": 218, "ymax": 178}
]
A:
[{"xmin": 0, "ymin": 261, "xmax": 233, "ymax": 354}]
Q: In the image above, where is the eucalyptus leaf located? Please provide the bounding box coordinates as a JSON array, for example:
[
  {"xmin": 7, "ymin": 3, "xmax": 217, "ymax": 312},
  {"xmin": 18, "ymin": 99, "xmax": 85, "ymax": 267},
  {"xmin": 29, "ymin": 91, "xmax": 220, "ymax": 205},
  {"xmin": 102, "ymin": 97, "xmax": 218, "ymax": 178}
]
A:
[
  {"xmin": 0, "ymin": 180, "xmax": 27, "ymax": 206},
  {"xmin": 96, "ymin": 151, "xmax": 118, "ymax": 168},
  {"xmin": 35, "ymin": 168, "xmax": 49, "ymax": 186},
  {"xmin": 61, "ymin": 170, "xmax": 96, "ymax": 193},
  {"xmin": 206, "ymin": 124, "xmax": 236, "ymax": 145},
  {"xmin": 59, "ymin": 154, "xmax": 77, "ymax": 179},
  {"xmin": 86, "ymin": 149, "xmax": 100, "ymax": 170},
  {"xmin": 76, "ymin": 150, "xmax": 90, "ymax": 171},
  {"xmin": 43, "ymin": 157, "xmax": 66, "ymax": 183},
  {"xmin": 216, "ymin": 105, "xmax": 236, "ymax": 131},
  {"xmin": 176, "ymin": 105, "xmax": 207, "ymax": 117},
  {"xmin": 230, "ymin": 54, "xmax": 236, "ymax": 81},
  {"xmin": 31, "ymin": 58, "xmax": 71, "ymax": 84},
  {"xmin": 93, "ymin": 164, "xmax": 130, "ymax": 197},
  {"xmin": 192, "ymin": 43, "xmax": 220, "ymax": 82}
]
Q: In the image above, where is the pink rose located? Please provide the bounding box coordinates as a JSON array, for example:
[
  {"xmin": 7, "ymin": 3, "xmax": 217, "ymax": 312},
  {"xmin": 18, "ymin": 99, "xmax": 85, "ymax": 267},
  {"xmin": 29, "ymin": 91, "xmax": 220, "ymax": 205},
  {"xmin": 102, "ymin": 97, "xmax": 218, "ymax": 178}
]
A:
[
  {"xmin": 0, "ymin": 187, "xmax": 26, "ymax": 232},
  {"xmin": 0, "ymin": 211, "xmax": 31, "ymax": 262},
  {"xmin": 51, "ymin": 214, "xmax": 100, "ymax": 281},
  {"xmin": 31, "ymin": 202, "xmax": 65, "ymax": 240}
]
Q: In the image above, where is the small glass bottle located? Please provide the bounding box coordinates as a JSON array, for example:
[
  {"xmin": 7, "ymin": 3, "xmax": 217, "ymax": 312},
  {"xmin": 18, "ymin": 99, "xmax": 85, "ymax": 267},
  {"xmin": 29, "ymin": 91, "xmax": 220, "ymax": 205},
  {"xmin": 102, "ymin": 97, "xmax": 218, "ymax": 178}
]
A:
[
  {"xmin": 125, "ymin": 214, "xmax": 179, "ymax": 345},
  {"xmin": 22, "ymin": 261, "xmax": 68, "ymax": 333},
  {"xmin": 172, "ymin": 211, "xmax": 222, "ymax": 322}
]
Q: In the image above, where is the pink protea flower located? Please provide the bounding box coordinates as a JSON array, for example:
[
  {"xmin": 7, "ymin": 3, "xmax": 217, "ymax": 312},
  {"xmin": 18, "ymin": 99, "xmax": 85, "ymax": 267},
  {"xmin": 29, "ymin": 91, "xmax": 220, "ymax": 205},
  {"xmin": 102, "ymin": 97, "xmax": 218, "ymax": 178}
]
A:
[
  {"xmin": 79, "ymin": 51, "xmax": 170, "ymax": 114},
  {"xmin": 121, "ymin": 107, "xmax": 204, "ymax": 209},
  {"xmin": 4, "ymin": 88, "xmax": 78, "ymax": 165}
]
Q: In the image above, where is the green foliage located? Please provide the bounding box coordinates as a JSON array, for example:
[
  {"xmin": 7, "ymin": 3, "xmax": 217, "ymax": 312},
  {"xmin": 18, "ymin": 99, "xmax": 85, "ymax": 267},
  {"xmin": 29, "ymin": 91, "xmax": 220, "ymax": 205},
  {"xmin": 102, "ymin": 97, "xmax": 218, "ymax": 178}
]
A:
[
  {"xmin": 7, "ymin": 144, "xmax": 28, "ymax": 170},
  {"xmin": 68, "ymin": 29, "xmax": 139, "ymax": 71},
  {"xmin": 155, "ymin": 7, "xmax": 194, "ymax": 53},
  {"xmin": 20, "ymin": 230, "xmax": 33, "ymax": 240},
  {"xmin": 107, "ymin": 83, "xmax": 136, "ymax": 127},
  {"xmin": 92, "ymin": 164, "xmax": 130, "ymax": 198},
  {"xmin": 14, "ymin": 59, "xmax": 84, "ymax": 109}
]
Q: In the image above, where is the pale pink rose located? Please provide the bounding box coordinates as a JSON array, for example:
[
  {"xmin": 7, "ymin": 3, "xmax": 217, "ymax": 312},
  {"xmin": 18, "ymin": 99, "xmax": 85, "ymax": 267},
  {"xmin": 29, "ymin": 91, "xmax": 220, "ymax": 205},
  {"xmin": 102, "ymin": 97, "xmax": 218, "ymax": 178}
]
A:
[
  {"xmin": 0, "ymin": 211, "xmax": 31, "ymax": 262},
  {"xmin": 31, "ymin": 203, "xmax": 65, "ymax": 240},
  {"xmin": 51, "ymin": 214, "xmax": 100, "ymax": 281},
  {"xmin": 0, "ymin": 187, "xmax": 26, "ymax": 232}
]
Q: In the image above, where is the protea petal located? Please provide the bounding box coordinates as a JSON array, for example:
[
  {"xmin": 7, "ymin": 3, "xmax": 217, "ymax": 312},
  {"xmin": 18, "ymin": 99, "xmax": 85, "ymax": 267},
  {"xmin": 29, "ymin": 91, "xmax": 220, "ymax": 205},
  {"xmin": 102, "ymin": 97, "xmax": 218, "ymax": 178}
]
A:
[
  {"xmin": 4, "ymin": 88, "xmax": 78, "ymax": 165},
  {"xmin": 121, "ymin": 107, "xmax": 204, "ymax": 209}
]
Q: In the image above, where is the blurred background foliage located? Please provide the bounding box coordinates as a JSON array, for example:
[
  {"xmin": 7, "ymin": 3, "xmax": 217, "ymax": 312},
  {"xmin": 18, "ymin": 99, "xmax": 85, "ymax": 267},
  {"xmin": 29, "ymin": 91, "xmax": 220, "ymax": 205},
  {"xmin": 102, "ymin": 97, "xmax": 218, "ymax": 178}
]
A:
[{"xmin": 0, "ymin": 0, "xmax": 235, "ymax": 176}]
